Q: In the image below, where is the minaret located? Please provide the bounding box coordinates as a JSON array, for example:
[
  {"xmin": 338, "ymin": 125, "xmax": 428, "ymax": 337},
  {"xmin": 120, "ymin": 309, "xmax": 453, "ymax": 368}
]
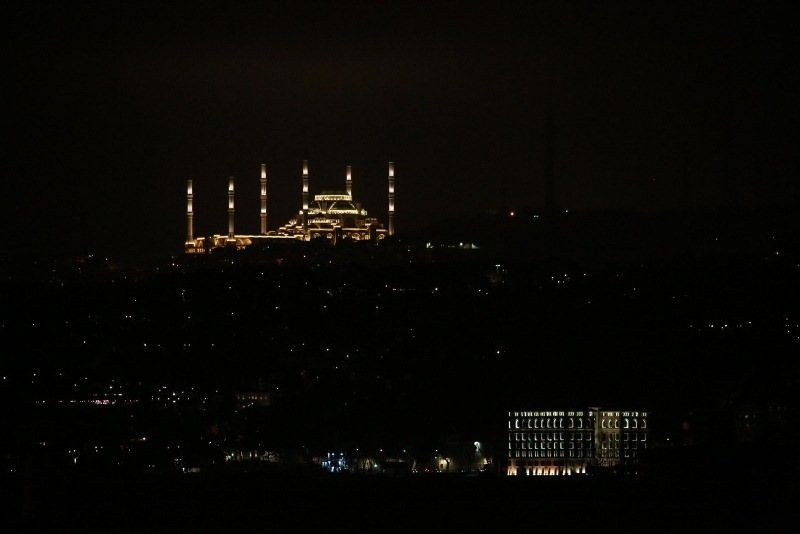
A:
[
  {"xmin": 302, "ymin": 160, "xmax": 309, "ymax": 233},
  {"xmin": 346, "ymin": 165, "xmax": 352, "ymax": 196},
  {"xmin": 260, "ymin": 164, "xmax": 268, "ymax": 234},
  {"xmin": 227, "ymin": 176, "xmax": 235, "ymax": 238},
  {"xmin": 388, "ymin": 161, "xmax": 396, "ymax": 236},
  {"xmin": 186, "ymin": 179, "xmax": 194, "ymax": 243}
]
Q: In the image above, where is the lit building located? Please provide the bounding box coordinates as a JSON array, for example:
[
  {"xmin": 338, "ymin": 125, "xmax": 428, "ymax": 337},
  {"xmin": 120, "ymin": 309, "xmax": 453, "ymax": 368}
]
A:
[
  {"xmin": 235, "ymin": 391, "xmax": 271, "ymax": 409},
  {"xmin": 507, "ymin": 408, "xmax": 648, "ymax": 476},
  {"xmin": 184, "ymin": 161, "xmax": 396, "ymax": 253}
]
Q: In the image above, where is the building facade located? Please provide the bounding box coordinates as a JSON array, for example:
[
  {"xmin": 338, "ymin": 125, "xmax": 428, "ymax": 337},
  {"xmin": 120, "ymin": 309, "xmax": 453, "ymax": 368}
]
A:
[{"xmin": 507, "ymin": 408, "xmax": 648, "ymax": 476}]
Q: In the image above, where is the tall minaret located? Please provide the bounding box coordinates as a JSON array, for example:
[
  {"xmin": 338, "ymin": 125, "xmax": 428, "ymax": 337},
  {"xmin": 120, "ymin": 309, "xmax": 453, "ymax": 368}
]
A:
[
  {"xmin": 302, "ymin": 160, "xmax": 309, "ymax": 233},
  {"xmin": 260, "ymin": 164, "xmax": 268, "ymax": 234},
  {"xmin": 388, "ymin": 161, "xmax": 396, "ymax": 236},
  {"xmin": 186, "ymin": 179, "xmax": 194, "ymax": 243},
  {"xmin": 346, "ymin": 165, "xmax": 352, "ymax": 196},
  {"xmin": 227, "ymin": 176, "xmax": 235, "ymax": 238}
]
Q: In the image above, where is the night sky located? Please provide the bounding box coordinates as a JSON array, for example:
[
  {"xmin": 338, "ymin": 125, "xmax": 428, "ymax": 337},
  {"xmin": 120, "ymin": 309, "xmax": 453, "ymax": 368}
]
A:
[{"xmin": 6, "ymin": 2, "xmax": 798, "ymax": 260}]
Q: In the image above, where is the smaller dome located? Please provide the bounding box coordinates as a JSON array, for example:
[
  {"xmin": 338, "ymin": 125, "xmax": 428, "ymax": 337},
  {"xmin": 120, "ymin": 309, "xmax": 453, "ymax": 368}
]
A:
[{"xmin": 329, "ymin": 200, "xmax": 357, "ymax": 212}]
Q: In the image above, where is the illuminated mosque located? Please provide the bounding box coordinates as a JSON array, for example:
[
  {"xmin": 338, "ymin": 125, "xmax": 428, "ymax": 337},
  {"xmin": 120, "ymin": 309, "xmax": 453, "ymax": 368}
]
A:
[{"xmin": 185, "ymin": 161, "xmax": 396, "ymax": 253}]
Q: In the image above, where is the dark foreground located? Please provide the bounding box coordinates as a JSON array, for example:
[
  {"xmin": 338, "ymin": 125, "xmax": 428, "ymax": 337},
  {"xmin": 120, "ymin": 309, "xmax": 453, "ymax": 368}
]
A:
[{"xmin": 4, "ymin": 469, "xmax": 796, "ymax": 530}]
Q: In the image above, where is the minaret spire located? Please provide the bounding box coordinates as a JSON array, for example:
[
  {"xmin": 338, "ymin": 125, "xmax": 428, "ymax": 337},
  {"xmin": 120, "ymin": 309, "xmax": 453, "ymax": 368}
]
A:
[
  {"xmin": 227, "ymin": 176, "xmax": 235, "ymax": 238},
  {"xmin": 346, "ymin": 165, "xmax": 352, "ymax": 196},
  {"xmin": 388, "ymin": 162, "xmax": 396, "ymax": 236},
  {"xmin": 186, "ymin": 179, "xmax": 194, "ymax": 243},
  {"xmin": 260, "ymin": 164, "xmax": 268, "ymax": 234},
  {"xmin": 302, "ymin": 160, "xmax": 309, "ymax": 234}
]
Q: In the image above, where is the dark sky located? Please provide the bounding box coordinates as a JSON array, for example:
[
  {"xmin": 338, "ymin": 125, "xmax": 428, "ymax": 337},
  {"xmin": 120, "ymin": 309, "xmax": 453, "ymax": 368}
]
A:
[{"xmin": 5, "ymin": 2, "xmax": 798, "ymax": 260}]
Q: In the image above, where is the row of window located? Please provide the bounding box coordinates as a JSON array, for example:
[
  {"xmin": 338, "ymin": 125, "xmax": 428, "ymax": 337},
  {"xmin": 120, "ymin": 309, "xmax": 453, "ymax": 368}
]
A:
[
  {"xmin": 511, "ymin": 451, "xmax": 580, "ymax": 459},
  {"xmin": 511, "ymin": 431, "xmax": 647, "ymax": 443},
  {"xmin": 600, "ymin": 418, "xmax": 647, "ymax": 429},
  {"xmin": 512, "ymin": 417, "xmax": 592, "ymax": 430},
  {"xmin": 598, "ymin": 433, "xmax": 647, "ymax": 442},
  {"xmin": 597, "ymin": 449, "xmax": 642, "ymax": 458},
  {"xmin": 513, "ymin": 441, "xmax": 591, "ymax": 451},
  {"xmin": 511, "ymin": 448, "xmax": 644, "ymax": 460},
  {"xmin": 511, "ymin": 451, "xmax": 598, "ymax": 459},
  {"xmin": 510, "ymin": 411, "xmax": 586, "ymax": 417},
  {"xmin": 511, "ymin": 417, "xmax": 648, "ymax": 430},
  {"xmin": 511, "ymin": 431, "xmax": 593, "ymax": 442},
  {"xmin": 599, "ymin": 441, "xmax": 646, "ymax": 450}
]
